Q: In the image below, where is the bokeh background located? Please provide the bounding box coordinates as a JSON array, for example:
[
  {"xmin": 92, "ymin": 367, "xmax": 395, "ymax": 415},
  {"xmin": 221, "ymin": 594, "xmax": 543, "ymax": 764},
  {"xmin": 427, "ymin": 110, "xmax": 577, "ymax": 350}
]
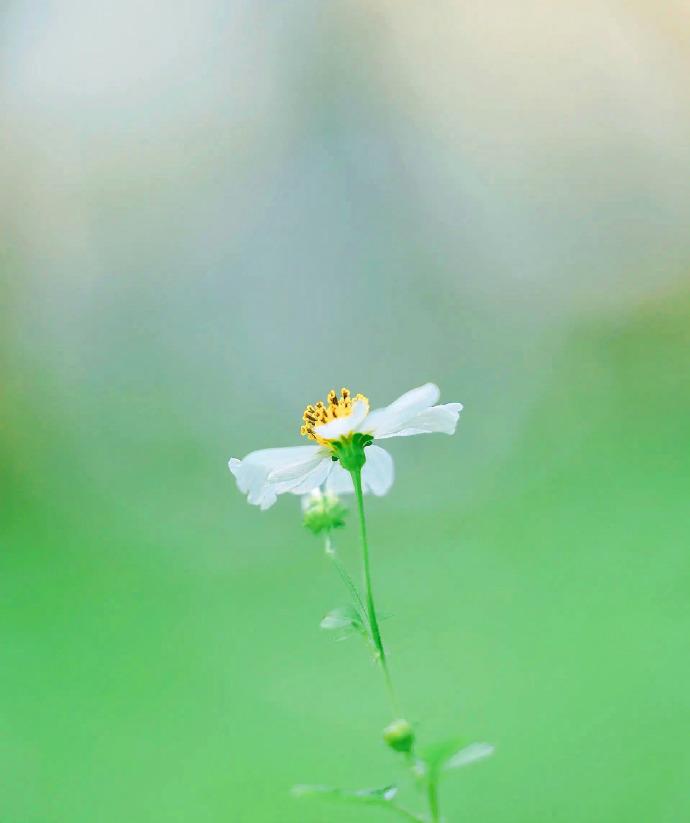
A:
[{"xmin": 2, "ymin": 2, "xmax": 690, "ymax": 821}]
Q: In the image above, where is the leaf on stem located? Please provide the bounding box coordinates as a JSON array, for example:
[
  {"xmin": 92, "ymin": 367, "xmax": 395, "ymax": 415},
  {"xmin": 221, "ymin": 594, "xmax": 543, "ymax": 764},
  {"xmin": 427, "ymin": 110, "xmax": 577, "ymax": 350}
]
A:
[
  {"xmin": 320, "ymin": 604, "xmax": 364, "ymax": 633},
  {"xmin": 445, "ymin": 742, "xmax": 495, "ymax": 771},
  {"xmin": 292, "ymin": 784, "xmax": 398, "ymax": 805},
  {"xmin": 420, "ymin": 737, "xmax": 465, "ymax": 778},
  {"xmin": 417, "ymin": 738, "xmax": 495, "ymax": 782}
]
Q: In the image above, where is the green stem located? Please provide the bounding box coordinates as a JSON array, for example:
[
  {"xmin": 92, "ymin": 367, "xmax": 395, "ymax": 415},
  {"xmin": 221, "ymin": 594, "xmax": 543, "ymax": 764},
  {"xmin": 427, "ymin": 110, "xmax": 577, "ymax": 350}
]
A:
[
  {"xmin": 350, "ymin": 467, "xmax": 399, "ymax": 716},
  {"xmin": 427, "ymin": 777, "xmax": 440, "ymax": 823}
]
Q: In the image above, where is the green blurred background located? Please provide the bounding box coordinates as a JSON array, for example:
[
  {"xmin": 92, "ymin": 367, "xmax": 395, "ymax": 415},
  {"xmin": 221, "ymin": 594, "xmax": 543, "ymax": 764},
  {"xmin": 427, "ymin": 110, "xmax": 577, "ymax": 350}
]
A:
[{"xmin": 2, "ymin": 2, "xmax": 690, "ymax": 821}]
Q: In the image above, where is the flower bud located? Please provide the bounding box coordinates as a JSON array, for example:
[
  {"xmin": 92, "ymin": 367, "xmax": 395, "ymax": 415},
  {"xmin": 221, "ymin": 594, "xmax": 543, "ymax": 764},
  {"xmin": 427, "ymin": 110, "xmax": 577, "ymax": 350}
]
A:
[
  {"xmin": 383, "ymin": 718, "xmax": 415, "ymax": 754},
  {"xmin": 302, "ymin": 489, "xmax": 347, "ymax": 534}
]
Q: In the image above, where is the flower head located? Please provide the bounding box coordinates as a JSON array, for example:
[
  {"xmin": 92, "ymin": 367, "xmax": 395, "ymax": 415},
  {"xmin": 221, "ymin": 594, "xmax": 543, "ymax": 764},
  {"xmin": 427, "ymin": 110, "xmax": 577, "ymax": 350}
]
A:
[
  {"xmin": 228, "ymin": 383, "xmax": 462, "ymax": 509},
  {"xmin": 301, "ymin": 388, "xmax": 369, "ymax": 446}
]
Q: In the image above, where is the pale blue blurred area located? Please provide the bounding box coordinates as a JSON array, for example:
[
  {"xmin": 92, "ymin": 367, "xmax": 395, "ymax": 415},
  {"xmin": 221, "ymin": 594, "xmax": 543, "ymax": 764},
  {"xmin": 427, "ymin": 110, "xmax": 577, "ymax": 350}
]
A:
[
  {"xmin": 2, "ymin": 3, "xmax": 690, "ymax": 822},
  {"xmin": 4, "ymin": 2, "xmax": 689, "ymax": 499}
]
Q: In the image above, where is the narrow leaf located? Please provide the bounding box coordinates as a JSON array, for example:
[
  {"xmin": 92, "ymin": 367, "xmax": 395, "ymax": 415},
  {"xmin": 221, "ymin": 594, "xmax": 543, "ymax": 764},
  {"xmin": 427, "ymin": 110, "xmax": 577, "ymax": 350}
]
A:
[
  {"xmin": 292, "ymin": 784, "xmax": 398, "ymax": 806},
  {"xmin": 445, "ymin": 742, "xmax": 495, "ymax": 770},
  {"xmin": 421, "ymin": 737, "xmax": 465, "ymax": 776},
  {"xmin": 320, "ymin": 605, "xmax": 363, "ymax": 631}
]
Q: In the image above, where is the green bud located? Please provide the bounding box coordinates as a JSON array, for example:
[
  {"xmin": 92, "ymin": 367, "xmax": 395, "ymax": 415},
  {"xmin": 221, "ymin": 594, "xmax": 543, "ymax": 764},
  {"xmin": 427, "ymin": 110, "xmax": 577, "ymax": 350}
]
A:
[
  {"xmin": 383, "ymin": 718, "xmax": 415, "ymax": 754},
  {"xmin": 302, "ymin": 489, "xmax": 347, "ymax": 535}
]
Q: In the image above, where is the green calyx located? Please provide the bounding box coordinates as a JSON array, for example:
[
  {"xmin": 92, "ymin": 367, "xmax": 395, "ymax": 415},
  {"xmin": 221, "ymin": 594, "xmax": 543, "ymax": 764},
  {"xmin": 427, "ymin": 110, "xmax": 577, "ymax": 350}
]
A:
[{"xmin": 330, "ymin": 432, "xmax": 373, "ymax": 473}]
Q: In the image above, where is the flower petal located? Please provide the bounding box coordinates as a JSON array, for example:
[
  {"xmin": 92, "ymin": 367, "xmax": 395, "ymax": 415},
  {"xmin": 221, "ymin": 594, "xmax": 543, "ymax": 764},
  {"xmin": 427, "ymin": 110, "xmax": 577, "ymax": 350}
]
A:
[
  {"xmin": 324, "ymin": 462, "xmax": 355, "ymax": 495},
  {"xmin": 268, "ymin": 450, "xmax": 329, "ymax": 483},
  {"xmin": 361, "ymin": 445, "xmax": 394, "ymax": 495},
  {"xmin": 229, "ymin": 445, "xmax": 327, "ymax": 509},
  {"xmin": 284, "ymin": 457, "xmax": 333, "ymax": 495},
  {"xmin": 384, "ymin": 402, "xmax": 463, "ymax": 438},
  {"xmin": 363, "ymin": 383, "xmax": 441, "ymax": 438},
  {"xmin": 322, "ymin": 445, "xmax": 394, "ymax": 497},
  {"xmin": 364, "ymin": 382, "xmax": 462, "ymax": 440},
  {"xmin": 314, "ymin": 398, "xmax": 370, "ymax": 441}
]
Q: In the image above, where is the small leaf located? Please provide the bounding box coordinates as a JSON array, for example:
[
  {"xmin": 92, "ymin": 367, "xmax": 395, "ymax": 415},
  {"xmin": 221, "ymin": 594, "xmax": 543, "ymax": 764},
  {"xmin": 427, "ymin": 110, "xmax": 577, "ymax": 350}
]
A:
[
  {"xmin": 292, "ymin": 784, "xmax": 398, "ymax": 806},
  {"xmin": 421, "ymin": 737, "xmax": 465, "ymax": 777},
  {"xmin": 320, "ymin": 605, "xmax": 363, "ymax": 632},
  {"xmin": 445, "ymin": 742, "xmax": 495, "ymax": 770}
]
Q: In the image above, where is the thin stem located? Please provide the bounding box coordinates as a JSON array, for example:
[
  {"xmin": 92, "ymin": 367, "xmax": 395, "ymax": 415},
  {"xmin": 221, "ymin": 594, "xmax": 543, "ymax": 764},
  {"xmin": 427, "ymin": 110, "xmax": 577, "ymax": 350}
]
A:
[
  {"xmin": 324, "ymin": 532, "xmax": 368, "ymax": 628},
  {"xmin": 427, "ymin": 777, "xmax": 440, "ymax": 823},
  {"xmin": 350, "ymin": 467, "xmax": 399, "ymax": 717}
]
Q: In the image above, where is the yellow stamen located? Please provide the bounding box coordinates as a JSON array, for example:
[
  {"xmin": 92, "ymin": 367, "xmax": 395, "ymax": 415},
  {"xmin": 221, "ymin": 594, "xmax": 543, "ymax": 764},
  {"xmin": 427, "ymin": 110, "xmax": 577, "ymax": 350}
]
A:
[{"xmin": 301, "ymin": 387, "xmax": 369, "ymax": 445}]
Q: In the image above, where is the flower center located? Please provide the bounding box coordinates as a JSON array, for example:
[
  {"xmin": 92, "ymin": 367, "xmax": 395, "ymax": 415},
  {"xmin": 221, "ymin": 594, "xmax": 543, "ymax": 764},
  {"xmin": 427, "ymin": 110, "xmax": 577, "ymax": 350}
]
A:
[{"xmin": 301, "ymin": 388, "xmax": 369, "ymax": 445}]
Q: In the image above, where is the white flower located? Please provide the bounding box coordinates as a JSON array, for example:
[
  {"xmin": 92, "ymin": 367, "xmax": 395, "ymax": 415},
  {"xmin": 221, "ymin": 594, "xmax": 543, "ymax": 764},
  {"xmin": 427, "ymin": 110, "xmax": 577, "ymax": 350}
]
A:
[{"xmin": 228, "ymin": 383, "xmax": 463, "ymax": 510}]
